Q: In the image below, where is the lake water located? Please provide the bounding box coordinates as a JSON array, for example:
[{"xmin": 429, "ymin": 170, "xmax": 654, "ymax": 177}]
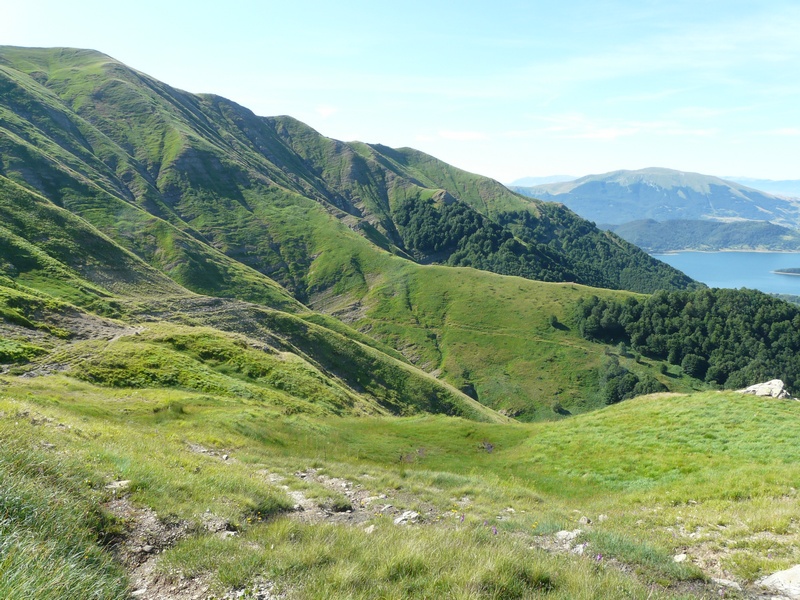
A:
[{"xmin": 653, "ymin": 252, "xmax": 800, "ymax": 295}]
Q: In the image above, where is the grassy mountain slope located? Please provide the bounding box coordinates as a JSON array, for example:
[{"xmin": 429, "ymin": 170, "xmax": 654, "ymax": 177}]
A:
[
  {"xmin": 0, "ymin": 47, "xmax": 695, "ymax": 299},
  {"xmin": 607, "ymin": 218, "xmax": 800, "ymax": 252},
  {"xmin": 0, "ymin": 175, "xmax": 498, "ymax": 423},
  {"xmin": 4, "ymin": 374, "xmax": 799, "ymax": 598},
  {"xmin": 0, "ymin": 46, "xmax": 707, "ymax": 418},
  {"xmin": 513, "ymin": 167, "xmax": 800, "ymax": 227},
  {"xmin": 266, "ymin": 120, "xmax": 698, "ymax": 293}
]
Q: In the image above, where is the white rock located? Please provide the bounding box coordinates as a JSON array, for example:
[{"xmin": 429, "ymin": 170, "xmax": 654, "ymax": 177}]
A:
[
  {"xmin": 673, "ymin": 553, "xmax": 687, "ymax": 563},
  {"xmin": 711, "ymin": 577, "xmax": 742, "ymax": 591},
  {"xmin": 738, "ymin": 379, "xmax": 793, "ymax": 399},
  {"xmin": 597, "ymin": 514, "xmax": 608, "ymax": 523},
  {"xmin": 571, "ymin": 542, "xmax": 587, "ymax": 555},
  {"xmin": 554, "ymin": 529, "xmax": 582, "ymax": 542},
  {"xmin": 759, "ymin": 564, "xmax": 800, "ymax": 598},
  {"xmin": 393, "ymin": 511, "xmax": 420, "ymax": 525},
  {"xmin": 105, "ymin": 480, "xmax": 131, "ymax": 490}
]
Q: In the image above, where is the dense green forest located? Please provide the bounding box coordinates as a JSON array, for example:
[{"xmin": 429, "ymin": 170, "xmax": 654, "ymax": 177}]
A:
[
  {"xmin": 392, "ymin": 194, "xmax": 700, "ymax": 293},
  {"xmin": 394, "ymin": 197, "xmax": 574, "ymax": 282},
  {"xmin": 574, "ymin": 288, "xmax": 800, "ymax": 391}
]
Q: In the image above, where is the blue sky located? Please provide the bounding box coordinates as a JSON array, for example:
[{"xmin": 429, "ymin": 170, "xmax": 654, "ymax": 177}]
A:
[{"xmin": 4, "ymin": 0, "xmax": 799, "ymax": 182}]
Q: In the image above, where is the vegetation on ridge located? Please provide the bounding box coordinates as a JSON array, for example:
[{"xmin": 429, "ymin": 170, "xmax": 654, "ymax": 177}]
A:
[{"xmin": 575, "ymin": 287, "xmax": 800, "ymax": 390}]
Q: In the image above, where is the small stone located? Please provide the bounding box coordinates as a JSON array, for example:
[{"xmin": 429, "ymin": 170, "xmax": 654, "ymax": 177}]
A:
[
  {"xmin": 597, "ymin": 514, "xmax": 608, "ymax": 523},
  {"xmin": 222, "ymin": 454, "xmax": 229, "ymax": 461},
  {"xmin": 571, "ymin": 542, "xmax": 587, "ymax": 555},
  {"xmin": 131, "ymin": 590, "xmax": 147, "ymax": 597},
  {"xmin": 105, "ymin": 480, "xmax": 131, "ymax": 491},
  {"xmin": 578, "ymin": 516, "xmax": 591, "ymax": 525},
  {"xmin": 673, "ymin": 553, "xmax": 687, "ymax": 563},
  {"xmin": 394, "ymin": 511, "xmax": 420, "ymax": 525},
  {"xmin": 712, "ymin": 577, "xmax": 742, "ymax": 591},
  {"xmin": 380, "ymin": 504, "xmax": 394, "ymax": 512},
  {"xmin": 142, "ymin": 545, "xmax": 154, "ymax": 554},
  {"xmin": 364, "ymin": 524, "xmax": 376, "ymax": 534}
]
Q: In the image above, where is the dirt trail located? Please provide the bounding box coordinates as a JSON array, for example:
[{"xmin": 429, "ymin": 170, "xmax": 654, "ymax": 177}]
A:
[{"xmin": 262, "ymin": 467, "xmax": 431, "ymax": 527}]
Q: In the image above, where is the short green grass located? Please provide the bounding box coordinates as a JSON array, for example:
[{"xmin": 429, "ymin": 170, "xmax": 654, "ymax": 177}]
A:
[{"xmin": 2, "ymin": 372, "xmax": 795, "ymax": 597}]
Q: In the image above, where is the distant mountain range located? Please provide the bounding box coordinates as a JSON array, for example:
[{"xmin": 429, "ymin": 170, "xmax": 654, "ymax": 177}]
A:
[
  {"xmin": 510, "ymin": 168, "xmax": 800, "ymax": 251},
  {"xmin": 510, "ymin": 168, "xmax": 800, "ymax": 227},
  {"xmin": 508, "ymin": 175, "xmax": 577, "ymax": 187}
]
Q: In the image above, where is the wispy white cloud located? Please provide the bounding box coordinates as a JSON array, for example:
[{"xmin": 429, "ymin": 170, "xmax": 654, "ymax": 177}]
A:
[
  {"xmin": 503, "ymin": 114, "xmax": 718, "ymax": 141},
  {"xmin": 415, "ymin": 130, "xmax": 488, "ymax": 142}
]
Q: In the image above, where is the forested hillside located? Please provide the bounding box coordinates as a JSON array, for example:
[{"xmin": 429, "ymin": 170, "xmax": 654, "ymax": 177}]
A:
[
  {"xmin": 606, "ymin": 219, "xmax": 800, "ymax": 252},
  {"xmin": 574, "ymin": 288, "xmax": 800, "ymax": 390}
]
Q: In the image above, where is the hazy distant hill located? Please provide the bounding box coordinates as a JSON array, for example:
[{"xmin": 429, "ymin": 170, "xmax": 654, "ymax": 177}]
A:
[
  {"xmin": 508, "ymin": 175, "xmax": 577, "ymax": 186},
  {"xmin": 606, "ymin": 219, "xmax": 800, "ymax": 252},
  {"xmin": 726, "ymin": 177, "xmax": 800, "ymax": 198},
  {"xmin": 512, "ymin": 167, "xmax": 800, "ymax": 227}
]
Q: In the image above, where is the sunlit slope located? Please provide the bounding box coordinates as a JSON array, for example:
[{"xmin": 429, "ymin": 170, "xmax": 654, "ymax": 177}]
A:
[
  {"xmin": 0, "ymin": 46, "xmax": 695, "ymax": 298},
  {"xmin": 347, "ymin": 263, "xmax": 705, "ymax": 420},
  {"xmin": 3, "ymin": 376, "xmax": 798, "ymax": 597},
  {"xmin": 0, "ymin": 178, "xmax": 498, "ymax": 422}
]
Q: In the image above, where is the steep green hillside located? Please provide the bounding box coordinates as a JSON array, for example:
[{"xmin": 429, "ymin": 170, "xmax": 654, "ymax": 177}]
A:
[
  {"xmin": 513, "ymin": 167, "xmax": 800, "ymax": 227},
  {"xmin": 607, "ymin": 219, "xmax": 800, "ymax": 252},
  {"xmin": 0, "ymin": 46, "xmax": 694, "ymax": 300},
  {"xmin": 0, "ymin": 45, "xmax": 708, "ymax": 419}
]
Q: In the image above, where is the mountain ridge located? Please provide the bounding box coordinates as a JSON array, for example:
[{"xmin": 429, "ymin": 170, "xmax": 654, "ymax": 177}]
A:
[{"xmin": 512, "ymin": 167, "xmax": 800, "ymax": 227}]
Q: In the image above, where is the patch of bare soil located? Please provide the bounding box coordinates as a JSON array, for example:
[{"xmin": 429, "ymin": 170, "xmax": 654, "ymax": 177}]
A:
[
  {"xmin": 262, "ymin": 468, "xmax": 440, "ymax": 528},
  {"xmin": 105, "ymin": 497, "xmax": 199, "ymax": 600}
]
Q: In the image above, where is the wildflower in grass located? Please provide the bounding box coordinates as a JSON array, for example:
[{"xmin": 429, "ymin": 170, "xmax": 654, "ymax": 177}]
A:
[
  {"xmin": 460, "ymin": 514, "xmax": 464, "ymax": 523},
  {"xmin": 492, "ymin": 526, "xmax": 498, "ymax": 535},
  {"xmin": 595, "ymin": 553, "xmax": 603, "ymax": 561}
]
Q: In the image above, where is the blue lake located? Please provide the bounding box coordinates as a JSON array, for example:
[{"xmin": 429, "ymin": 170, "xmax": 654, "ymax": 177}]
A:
[{"xmin": 653, "ymin": 252, "xmax": 800, "ymax": 295}]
